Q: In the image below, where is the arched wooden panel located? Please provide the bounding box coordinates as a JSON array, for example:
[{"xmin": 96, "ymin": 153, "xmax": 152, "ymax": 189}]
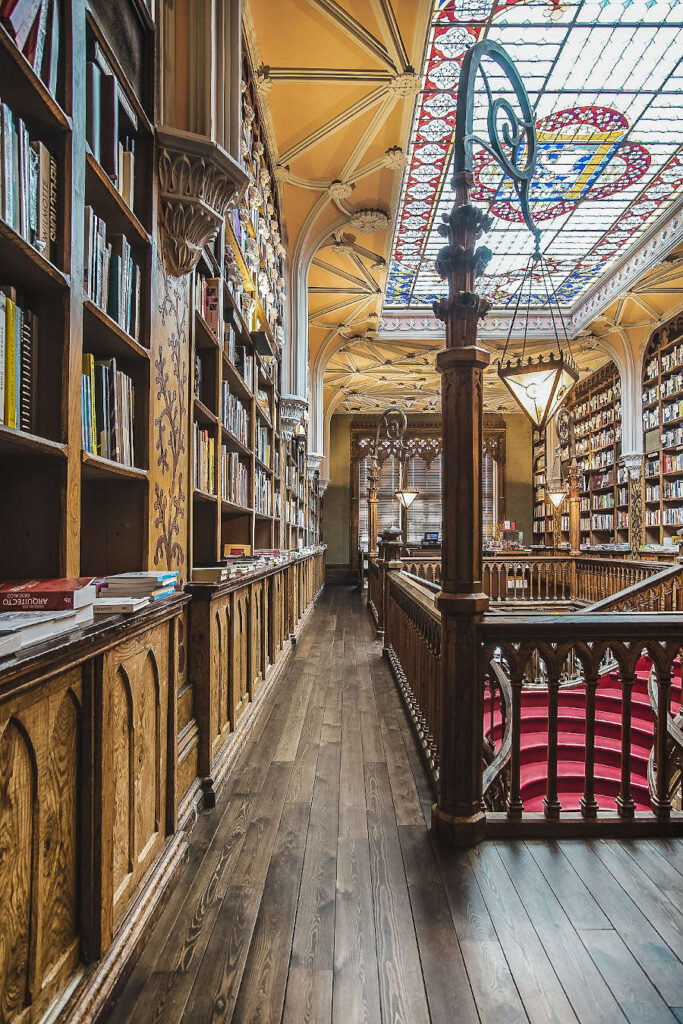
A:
[
  {"xmin": 41, "ymin": 692, "xmax": 79, "ymax": 979},
  {"xmin": 253, "ymin": 584, "xmax": 263, "ymax": 683},
  {"xmin": 220, "ymin": 603, "xmax": 231, "ymax": 731},
  {"xmin": 216, "ymin": 610, "xmax": 225, "ymax": 736},
  {"xmin": 112, "ymin": 668, "xmax": 133, "ymax": 894},
  {"xmin": 135, "ymin": 652, "xmax": 160, "ymax": 858},
  {"xmin": 263, "ymin": 582, "xmax": 270, "ymax": 668},
  {"xmin": 0, "ymin": 719, "xmax": 35, "ymax": 1021},
  {"xmin": 235, "ymin": 591, "xmax": 250, "ymax": 713}
]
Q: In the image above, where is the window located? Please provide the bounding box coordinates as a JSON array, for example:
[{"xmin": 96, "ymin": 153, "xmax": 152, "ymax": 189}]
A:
[{"xmin": 358, "ymin": 436, "xmax": 503, "ymax": 548}]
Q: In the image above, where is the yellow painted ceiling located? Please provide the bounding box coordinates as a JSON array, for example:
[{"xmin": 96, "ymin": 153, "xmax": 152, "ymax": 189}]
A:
[{"xmin": 245, "ymin": 0, "xmax": 683, "ymax": 416}]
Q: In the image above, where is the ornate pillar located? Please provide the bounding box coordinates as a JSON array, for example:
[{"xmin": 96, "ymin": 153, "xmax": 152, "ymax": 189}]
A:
[
  {"xmin": 568, "ymin": 461, "xmax": 581, "ymax": 555},
  {"xmin": 378, "ymin": 526, "xmax": 403, "ymax": 651},
  {"xmin": 622, "ymin": 453, "xmax": 644, "ymax": 554},
  {"xmin": 368, "ymin": 455, "xmax": 379, "ymax": 557},
  {"xmin": 432, "ymin": 196, "xmax": 492, "ymax": 847}
]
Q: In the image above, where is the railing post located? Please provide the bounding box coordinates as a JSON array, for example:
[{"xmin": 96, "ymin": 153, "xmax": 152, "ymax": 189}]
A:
[
  {"xmin": 507, "ymin": 668, "xmax": 524, "ymax": 820},
  {"xmin": 368, "ymin": 455, "xmax": 379, "ymax": 558},
  {"xmin": 569, "ymin": 462, "xmax": 581, "ymax": 555},
  {"xmin": 377, "ymin": 527, "xmax": 403, "ymax": 649},
  {"xmin": 622, "ymin": 453, "xmax": 645, "ymax": 555},
  {"xmin": 431, "ymin": 196, "xmax": 490, "ymax": 848}
]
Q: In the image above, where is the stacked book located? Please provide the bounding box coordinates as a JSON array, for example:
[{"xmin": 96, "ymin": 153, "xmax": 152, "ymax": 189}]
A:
[
  {"xmin": 1, "ymin": 286, "xmax": 36, "ymax": 431},
  {"xmin": 256, "ymin": 388, "xmax": 271, "ymax": 421},
  {"xmin": 81, "ymin": 353, "xmax": 135, "ymax": 465},
  {"xmin": 1, "ymin": 0, "xmax": 61, "ymax": 99},
  {"xmin": 95, "ymin": 570, "xmax": 178, "ymax": 613},
  {"xmin": 1, "ymin": 98, "xmax": 57, "ymax": 260},
  {"xmin": 256, "ymin": 421, "xmax": 270, "ymax": 467},
  {"xmin": 193, "ymin": 423, "xmax": 215, "ymax": 493},
  {"xmin": 0, "ymin": 576, "xmax": 96, "ymax": 658},
  {"xmin": 221, "ymin": 448, "xmax": 249, "ymax": 507},
  {"xmin": 84, "ymin": 208, "xmax": 141, "ymax": 339}
]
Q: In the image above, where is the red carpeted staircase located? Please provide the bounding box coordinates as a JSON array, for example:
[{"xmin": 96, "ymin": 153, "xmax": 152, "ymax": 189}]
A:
[{"xmin": 484, "ymin": 655, "xmax": 682, "ymax": 812}]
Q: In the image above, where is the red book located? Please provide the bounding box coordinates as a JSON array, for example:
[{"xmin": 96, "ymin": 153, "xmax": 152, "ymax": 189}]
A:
[{"xmin": 0, "ymin": 577, "xmax": 96, "ymax": 610}]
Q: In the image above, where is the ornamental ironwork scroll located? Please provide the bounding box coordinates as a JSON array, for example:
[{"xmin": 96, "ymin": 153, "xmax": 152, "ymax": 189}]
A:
[{"xmin": 454, "ymin": 39, "xmax": 539, "ymax": 246}]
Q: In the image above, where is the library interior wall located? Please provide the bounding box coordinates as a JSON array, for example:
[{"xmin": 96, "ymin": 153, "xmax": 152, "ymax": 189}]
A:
[
  {"xmin": 326, "ymin": 414, "xmax": 352, "ymax": 565},
  {"xmin": 324, "ymin": 412, "xmax": 534, "ymax": 565},
  {"xmin": 503, "ymin": 413, "xmax": 533, "ymax": 544}
]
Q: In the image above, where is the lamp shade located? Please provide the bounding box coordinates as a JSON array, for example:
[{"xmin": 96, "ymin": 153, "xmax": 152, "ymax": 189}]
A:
[
  {"xmin": 396, "ymin": 487, "xmax": 419, "ymax": 510},
  {"xmin": 498, "ymin": 352, "xmax": 578, "ymax": 430},
  {"xmin": 546, "ymin": 488, "xmax": 566, "ymax": 509}
]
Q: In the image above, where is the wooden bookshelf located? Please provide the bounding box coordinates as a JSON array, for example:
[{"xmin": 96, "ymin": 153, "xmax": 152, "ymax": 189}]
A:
[
  {"xmin": 0, "ymin": 0, "xmax": 157, "ymax": 580},
  {"xmin": 642, "ymin": 316, "xmax": 683, "ymax": 545},
  {"xmin": 531, "ymin": 362, "xmax": 625, "ymax": 550}
]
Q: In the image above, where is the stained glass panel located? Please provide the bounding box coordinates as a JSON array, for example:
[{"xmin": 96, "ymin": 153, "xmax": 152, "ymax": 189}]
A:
[{"xmin": 385, "ymin": 0, "xmax": 683, "ymax": 310}]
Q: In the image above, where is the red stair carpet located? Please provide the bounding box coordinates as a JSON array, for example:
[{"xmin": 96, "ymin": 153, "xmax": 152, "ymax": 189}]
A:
[{"xmin": 484, "ymin": 656, "xmax": 682, "ymax": 812}]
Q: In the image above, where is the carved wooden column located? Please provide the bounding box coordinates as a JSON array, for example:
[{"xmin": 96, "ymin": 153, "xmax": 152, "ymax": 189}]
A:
[
  {"xmin": 431, "ymin": 193, "xmax": 492, "ymax": 847},
  {"xmin": 622, "ymin": 453, "xmax": 645, "ymax": 554},
  {"xmin": 377, "ymin": 526, "xmax": 403, "ymax": 647},
  {"xmin": 368, "ymin": 454, "xmax": 379, "ymax": 556},
  {"xmin": 568, "ymin": 461, "xmax": 581, "ymax": 554}
]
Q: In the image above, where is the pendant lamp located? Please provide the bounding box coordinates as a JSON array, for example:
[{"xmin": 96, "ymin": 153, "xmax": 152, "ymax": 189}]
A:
[
  {"xmin": 546, "ymin": 442, "xmax": 566, "ymax": 509},
  {"xmin": 497, "ymin": 246, "xmax": 578, "ymax": 429}
]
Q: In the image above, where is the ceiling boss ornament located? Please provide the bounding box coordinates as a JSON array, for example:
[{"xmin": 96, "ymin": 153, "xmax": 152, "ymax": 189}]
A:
[{"xmin": 433, "ymin": 39, "xmax": 577, "ymax": 429}]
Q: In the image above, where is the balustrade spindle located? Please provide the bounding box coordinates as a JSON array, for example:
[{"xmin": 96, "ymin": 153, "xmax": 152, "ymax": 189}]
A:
[
  {"xmin": 580, "ymin": 673, "xmax": 600, "ymax": 818},
  {"xmin": 653, "ymin": 666, "xmax": 673, "ymax": 819},
  {"xmin": 616, "ymin": 669, "xmax": 636, "ymax": 819},
  {"xmin": 507, "ymin": 670, "xmax": 524, "ymax": 820},
  {"xmin": 544, "ymin": 665, "xmax": 562, "ymax": 819}
]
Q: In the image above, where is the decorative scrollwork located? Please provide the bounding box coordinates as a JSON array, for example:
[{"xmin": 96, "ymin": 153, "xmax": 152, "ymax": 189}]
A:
[{"xmin": 454, "ymin": 39, "xmax": 539, "ymax": 245}]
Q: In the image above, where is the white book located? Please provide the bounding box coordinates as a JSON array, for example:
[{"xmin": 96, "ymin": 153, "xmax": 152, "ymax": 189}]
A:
[
  {"xmin": 0, "ymin": 631, "xmax": 22, "ymax": 658},
  {"xmin": 0, "ymin": 605, "xmax": 94, "ymax": 647},
  {"xmin": 94, "ymin": 595, "xmax": 150, "ymax": 614}
]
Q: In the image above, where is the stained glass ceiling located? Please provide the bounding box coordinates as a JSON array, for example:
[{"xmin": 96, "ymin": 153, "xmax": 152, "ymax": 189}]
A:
[{"xmin": 385, "ymin": 0, "xmax": 683, "ymax": 310}]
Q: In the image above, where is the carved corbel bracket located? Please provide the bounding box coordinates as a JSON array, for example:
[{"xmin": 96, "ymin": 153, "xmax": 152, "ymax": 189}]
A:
[
  {"xmin": 319, "ymin": 477, "xmax": 330, "ymax": 497},
  {"xmin": 157, "ymin": 127, "xmax": 249, "ymax": 277},
  {"xmin": 306, "ymin": 453, "xmax": 323, "ymax": 480},
  {"xmin": 281, "ymin": 395, "xmax": 308, "ymax": 440},
  {"xmin": 433, "ymin": 291, "xmax": 491, "ymax": 323}
]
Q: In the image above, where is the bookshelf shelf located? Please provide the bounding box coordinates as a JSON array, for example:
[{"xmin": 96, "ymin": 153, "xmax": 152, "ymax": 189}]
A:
[
  {"xmin": 193, "ymin": 488, "xmax": 218, "ymax": 504},
  {"xmin": 221, "ymin": 427, "xmax": 251, "ymax": 458},
  {"xmin": 194, "ymin": 398, "xmax": 218, "ymax": 427},
  {"xmin": 221, "ymin": 498, "xmax": 252, "ymax": 515},
  {"xmin": 255, "ymin": 457, "xmax": 272, "ymax": 474},
  {"xmin": 85, "ymin": 152, "xmax": 151, "ymax": 246},
  {"xmin": 83, "ymin": 300, "xmax": 150, "ymax": 360},
  {"xmin": 81, "ymin": 450, "xmax": 148, "ymax": 481},
  {"xmin": 0, "ymin": 217, "xmax": 70, "ymax": 292},
  {"xmin": 0, "ymin": 22, "xmax": 70, "ymax": 133},
  {"xmin": 0, "ymin": 426, "xmax": 68, "ymax": 459},
  {"xmin": 222, "ymin": 354, "xmax": 253, "ymax": 401},
  {"xmin": 194, "ymin": 311, "xmax": 220, "ymax": 350}
]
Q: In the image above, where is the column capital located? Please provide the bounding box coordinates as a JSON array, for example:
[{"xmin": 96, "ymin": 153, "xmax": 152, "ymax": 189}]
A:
[{"xmin": 620, "ymin": 451, "xmax": 645, "ymax": 479}]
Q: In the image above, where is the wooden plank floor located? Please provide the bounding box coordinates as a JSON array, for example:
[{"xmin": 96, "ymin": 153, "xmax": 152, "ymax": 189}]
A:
[{"xmin": 106, "ymin": 586, "xmax": 683, "ymax": 1024}]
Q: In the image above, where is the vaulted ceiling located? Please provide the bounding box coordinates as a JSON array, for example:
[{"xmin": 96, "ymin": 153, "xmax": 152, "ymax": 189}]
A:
[{"xmin": 245, "ymin": 0, "xmax": 683, "ymax": 419}]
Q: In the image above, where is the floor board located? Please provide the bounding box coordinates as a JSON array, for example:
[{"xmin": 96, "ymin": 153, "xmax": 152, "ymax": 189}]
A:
[{"xmin": 106, "ymin": 586, "xmax": 683, "ymax": 1024}]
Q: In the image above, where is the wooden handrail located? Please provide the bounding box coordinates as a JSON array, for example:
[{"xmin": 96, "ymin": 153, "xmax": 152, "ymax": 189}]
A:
[
  {"xmin": 482, "ymin": 660, "xmax": 513, "ymax": 800},
  {"xmin": 587, "ymin": 560, "xmax": 683, "ymax": 612}
]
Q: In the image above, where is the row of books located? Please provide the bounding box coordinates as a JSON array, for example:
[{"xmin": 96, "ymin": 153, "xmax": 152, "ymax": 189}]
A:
[
  {"xmin": 226, "ymin": 329, "xmax": 253, "ymax": 391},
  {"xmin": 81, "ymin": 353, "xmax": 136, "ymax": 465},
  {"xmin": 197, "ymin": 273, "xmax": 220, "ymax": 334},
  {"xmin": 221, "ymin": 449, "xmax": 249, "ymax": 507},
  {"xmin": 86, "ymin": 58, "xmax": 135, "ymax": 209},
  {"xmin": 221, "ymin": 382, "xmax": 249, "ymax": 445},
  {"xmin": 256, "ymin": 421, "xmax": 271, "ymax": 467},
  {"xmin": 1, "ymin": 0, "xmax": 61, "ymax": 99},
  {"xmin": 256, "ymin": 387, "xmax": 271, "ymax": 421},
  {"xmin": 193, "ymin": 423, "xmax": 215, "ymax": 493},
  {"xmin": 255, "ymin": 465, "xmax": 271, "ymax": 516},
  {"xmin": 1, "ymin": 100, "xmax": 57, "ymax": 260},
  {"xmin": 0, "ymin": 286, "xmax": 34, "ymax": 431},
  {"xmin": 84, "ymin": 207, "xmax": 142, "ymax": 339}
]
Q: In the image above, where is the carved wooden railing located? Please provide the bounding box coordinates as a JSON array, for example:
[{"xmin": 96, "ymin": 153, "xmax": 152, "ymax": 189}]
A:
[
  {"xmin": 647, "ymin": 664, "xmax": 683, "ymax": 811},
  {"xmin": 384, "ymin": 572, "xmax": 441, "ymax": 787},
  {"xmin": 367, "ymin": 557, "xmax": 382, "ymax": 627},
  {"xmin": 588, "ymin": 559, "xmax": 683, "ymax": 612},
  {"xmin": 387, "ymin": 553, "xmax": 670, "ymax": 605},
  {"xmin": 381, "ymin": 565, "xmax": 683, "ymax": 835}
]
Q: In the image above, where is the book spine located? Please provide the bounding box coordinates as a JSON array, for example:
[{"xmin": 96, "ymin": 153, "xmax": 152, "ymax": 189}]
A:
[
  {"xmin": 2, "ymin": 104, "xmax": 14, "ymax": 228},
  {"xmin": 48, "ymin": 151, "xmax": 57, "ymax": 263},
  {"xmin": 99, "ymin": 74, "xmax": 119, "ymax": 180},
  {"xmin": 0, "ymin": 591, "xmax": 75, "ymax": 611},
  {"xmin": 19, "ymin": 302, "xmax": 32, "ymax": 431},
  {"xmin": 86, "ymin": 61, "xmax": 101, "ymax": 163},
  {"xmin": 0, "ymin": 291, "xmax": 4, "ymax": 426},
  {"xmin": 4, "ymin": 295, "xmax": 15, "ymax": 428}
]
